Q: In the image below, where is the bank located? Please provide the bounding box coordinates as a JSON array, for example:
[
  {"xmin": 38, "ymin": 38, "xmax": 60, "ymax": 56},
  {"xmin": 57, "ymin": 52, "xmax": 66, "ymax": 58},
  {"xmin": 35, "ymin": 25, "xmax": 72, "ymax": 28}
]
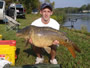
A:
[{"xmin": 0, "ymin": 14, "xmax": 89, "ymax": 68}]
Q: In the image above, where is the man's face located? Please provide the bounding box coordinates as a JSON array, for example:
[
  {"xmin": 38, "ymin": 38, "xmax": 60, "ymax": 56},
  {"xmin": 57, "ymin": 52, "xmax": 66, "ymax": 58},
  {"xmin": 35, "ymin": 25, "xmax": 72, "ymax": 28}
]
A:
[{"xmin": 40, "ymin": 8, "xmax": 53, "ymax": 21}]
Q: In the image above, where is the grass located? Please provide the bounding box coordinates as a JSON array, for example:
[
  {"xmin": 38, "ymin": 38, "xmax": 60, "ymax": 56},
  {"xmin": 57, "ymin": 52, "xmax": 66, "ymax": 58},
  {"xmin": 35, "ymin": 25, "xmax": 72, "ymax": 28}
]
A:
[{"xmin": 0, "ymin": 14, "xmax": 90, "ymax": 68}]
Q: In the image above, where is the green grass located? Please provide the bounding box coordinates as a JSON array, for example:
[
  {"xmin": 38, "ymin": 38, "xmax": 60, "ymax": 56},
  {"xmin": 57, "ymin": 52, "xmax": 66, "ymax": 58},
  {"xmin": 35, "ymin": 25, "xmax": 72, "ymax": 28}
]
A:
[{"xmin": 0, "ymin": 14, "xmax": 90, "ymax": 68}]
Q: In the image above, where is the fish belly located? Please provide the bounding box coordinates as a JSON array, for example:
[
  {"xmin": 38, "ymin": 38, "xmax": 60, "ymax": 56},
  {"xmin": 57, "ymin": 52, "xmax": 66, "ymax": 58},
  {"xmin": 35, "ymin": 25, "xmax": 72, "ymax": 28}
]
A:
[{"xmin": 31, "ymin": 33, "xmax": 53, "ymax": 48}]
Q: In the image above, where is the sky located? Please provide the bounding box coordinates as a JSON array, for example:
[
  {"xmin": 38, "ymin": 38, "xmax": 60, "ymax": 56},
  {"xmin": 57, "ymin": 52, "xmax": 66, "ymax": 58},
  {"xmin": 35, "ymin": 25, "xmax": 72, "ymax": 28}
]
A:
[{"xmin": 40, "ymin": 0, "xmax": 90, "ymax": 8}]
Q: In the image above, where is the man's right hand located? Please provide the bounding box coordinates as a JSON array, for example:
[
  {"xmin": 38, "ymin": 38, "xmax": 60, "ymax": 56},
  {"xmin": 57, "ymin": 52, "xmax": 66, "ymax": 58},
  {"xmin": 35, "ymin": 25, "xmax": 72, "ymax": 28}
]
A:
[
  {"xmin": 25, "ymin": 38, "xmax": 32, "ymax": 48},
  {"xmin": 29, "ymin": 38, "xmax": 32, "ymax": 44}
]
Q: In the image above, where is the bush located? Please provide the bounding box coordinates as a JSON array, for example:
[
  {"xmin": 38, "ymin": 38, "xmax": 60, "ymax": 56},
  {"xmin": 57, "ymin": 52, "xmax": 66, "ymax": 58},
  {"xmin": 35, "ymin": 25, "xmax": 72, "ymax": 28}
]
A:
[
  {"xmin": 51, "ymin": 9, "xmax": 66, "ymax": 24},
  {"xmin": 51, "ymin": 12, "xmax": 66, "ymax": 24}
]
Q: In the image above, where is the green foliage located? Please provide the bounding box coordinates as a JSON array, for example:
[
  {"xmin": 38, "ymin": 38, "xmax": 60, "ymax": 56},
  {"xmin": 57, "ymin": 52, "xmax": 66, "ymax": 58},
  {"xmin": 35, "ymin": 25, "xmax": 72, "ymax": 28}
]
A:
[
  {"xmin": 5, "ymin": 0, "xmax": 12, "ymax": 8},
  {"xmin": 51, "ymin": 15, "xmax": 65, "ymax": 24},
  {"xmin": 22, "ymin": 0, "xmax": 41, "ymax": 13},
  {"xmin": 51, "ymin": 9, "xmax": 66, "ymax": 24},
  {"xmin": 81, "ymin": 24, "xmax": 87, "ymax": 32},
  {"xmin": 86, "ymin": 4, "xmax": 90, "ymax": 10},
  {"xmin": 55, "ymin": 4, "xmax": 90, "ymax": 13},
  {"xmin": 5, "ymin": 0, "xmax": 41, "ymax": 13},
  {"xmin": 44, "ymin": 0, "xmax": 50, "ymax": 3},
  {"xmin": 51, "ymin": 15, "xmax": 57, "ymax": 20}
]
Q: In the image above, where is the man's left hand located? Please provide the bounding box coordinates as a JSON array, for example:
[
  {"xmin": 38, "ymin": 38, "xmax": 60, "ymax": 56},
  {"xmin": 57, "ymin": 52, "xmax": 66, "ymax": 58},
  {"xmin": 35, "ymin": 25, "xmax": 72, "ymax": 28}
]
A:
[{"xmin": 53, "ymin": 40, "xmax": 59, "ymax": 45}]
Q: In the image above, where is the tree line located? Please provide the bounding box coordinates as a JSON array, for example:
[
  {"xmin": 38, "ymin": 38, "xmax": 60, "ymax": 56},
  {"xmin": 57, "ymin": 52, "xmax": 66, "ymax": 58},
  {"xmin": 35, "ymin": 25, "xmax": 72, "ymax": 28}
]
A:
[
  {"xmin": 5, "ymin": 0, "xmax": 90, "ymax": 14},
  {"xmin": 5, "ymin": 0, "xmax": 55, "ymax": 13},
  {"xmin": 55, "ymin": 4, "xmax": 90, "ymax": 13}
]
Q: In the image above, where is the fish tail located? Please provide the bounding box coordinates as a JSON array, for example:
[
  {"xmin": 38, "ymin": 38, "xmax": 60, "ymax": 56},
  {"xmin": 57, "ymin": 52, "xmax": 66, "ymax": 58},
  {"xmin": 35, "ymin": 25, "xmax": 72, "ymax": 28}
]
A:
[
  {"xmin": 72, "ymin": 43, "xmax": 81, "ymax": 53},
  {"xmin": 67, "ymin": 46, "xmax": 76, "ymax": 58}
]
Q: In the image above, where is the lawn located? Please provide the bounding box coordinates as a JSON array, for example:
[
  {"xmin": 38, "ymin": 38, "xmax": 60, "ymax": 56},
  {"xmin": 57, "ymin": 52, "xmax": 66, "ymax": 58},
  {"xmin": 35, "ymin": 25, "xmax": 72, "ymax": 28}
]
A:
[{"xmin": 0, "ymin": 14, "xmax": 90, "ymax": 68}]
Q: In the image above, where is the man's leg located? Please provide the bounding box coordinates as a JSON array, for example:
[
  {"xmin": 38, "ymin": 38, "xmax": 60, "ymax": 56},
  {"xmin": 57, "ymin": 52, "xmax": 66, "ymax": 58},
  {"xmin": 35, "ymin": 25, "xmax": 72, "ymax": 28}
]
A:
[
  {"xmin": 32, "ymin": 45, "xmax": 44, "ymax": 64},
  {"xmin": 50, "ymin": 45, "xmax": 58, "ymax": 64},
  {"xmin": 32, "ymin": 45, "xmax": 42, "ymax": 58}
]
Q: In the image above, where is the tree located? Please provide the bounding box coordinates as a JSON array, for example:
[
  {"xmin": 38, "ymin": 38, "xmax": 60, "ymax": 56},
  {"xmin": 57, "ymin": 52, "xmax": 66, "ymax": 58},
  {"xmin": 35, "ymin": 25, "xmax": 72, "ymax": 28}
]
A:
[
  {"xmin": 5, "ymin": 0, "xmax": 13, "ymax": 8},
  {"xmin": 51, "ymin": 1, "xmax": 55, "ymax": 9},
  {"xmin": 86, "ymin": 4, "xmax": 90, "ymax": 10},
  {"xmin": 44, "ymin": 0, "xmax": 50, "ymax": 3},
  {"xmin": 23, "ymin": 0, "xmax": 41, "ymax": 13},
  {"xmin": 80, "ymin": 5, "xmax": 87, "ymax": 11},
  {"xmin": 31, "ymin": 0, "xmax": 41, "ymax": 9}
]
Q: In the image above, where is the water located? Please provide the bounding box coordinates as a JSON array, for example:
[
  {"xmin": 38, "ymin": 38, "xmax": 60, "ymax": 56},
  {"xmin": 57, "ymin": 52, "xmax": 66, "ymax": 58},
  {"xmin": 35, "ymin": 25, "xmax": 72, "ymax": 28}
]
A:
[{"xmin": 63, "ymin": 13, "xmax": 90, "ymax": 32}]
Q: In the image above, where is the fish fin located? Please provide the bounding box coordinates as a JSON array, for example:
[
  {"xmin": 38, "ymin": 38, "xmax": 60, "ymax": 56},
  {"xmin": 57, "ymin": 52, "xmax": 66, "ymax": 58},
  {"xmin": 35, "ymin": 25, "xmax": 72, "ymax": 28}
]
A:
[
  {"xmin": 67, "ymin": 46, "xmax": 76, "ymax": 58},
  {"xmin": 44, "ymin": 47, "xmax": 51, "ymax": 54},
  {"xmin": 25, "ymin": 39, "xmax": 29, "ymax": 48},
  {"xmin": 73, "ymin": 43, "xmax": 81, "ymax": 53}
]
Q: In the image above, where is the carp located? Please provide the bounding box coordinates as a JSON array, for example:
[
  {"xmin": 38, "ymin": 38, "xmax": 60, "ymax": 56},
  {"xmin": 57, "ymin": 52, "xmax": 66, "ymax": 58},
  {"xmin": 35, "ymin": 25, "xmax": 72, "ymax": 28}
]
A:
[{"xmin": 16, "ymin": 25, "xmax": 81, "ymax": 58}]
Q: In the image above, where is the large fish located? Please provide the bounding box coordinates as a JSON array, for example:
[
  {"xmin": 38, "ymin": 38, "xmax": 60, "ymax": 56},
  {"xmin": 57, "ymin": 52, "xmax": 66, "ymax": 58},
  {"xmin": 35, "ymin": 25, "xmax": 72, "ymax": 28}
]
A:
[{"xmin": 16, "ymin": 25, "xmax": 81, "ymax": 58}]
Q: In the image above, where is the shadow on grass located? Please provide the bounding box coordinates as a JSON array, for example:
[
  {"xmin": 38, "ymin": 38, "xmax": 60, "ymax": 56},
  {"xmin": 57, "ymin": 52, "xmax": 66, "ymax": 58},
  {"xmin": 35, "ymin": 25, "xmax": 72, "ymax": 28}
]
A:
[
  {"xmin": 15, "ymin": 48, "xmax": 20, "ymax": 61},
  {"xmin": 23, "ymin": 45, "xmax": 50, "ymax": 59},
  {"xmin": 23, "ymin": 48, "xmax": 36, "ymax": 57}
]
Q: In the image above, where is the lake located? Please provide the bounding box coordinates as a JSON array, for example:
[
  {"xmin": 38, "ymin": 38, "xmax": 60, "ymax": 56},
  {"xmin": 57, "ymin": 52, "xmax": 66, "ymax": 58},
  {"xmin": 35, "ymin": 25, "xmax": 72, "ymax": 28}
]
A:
[{"xmin": 63, "ymin": 13, "xmax": 90, "ymax": 32}]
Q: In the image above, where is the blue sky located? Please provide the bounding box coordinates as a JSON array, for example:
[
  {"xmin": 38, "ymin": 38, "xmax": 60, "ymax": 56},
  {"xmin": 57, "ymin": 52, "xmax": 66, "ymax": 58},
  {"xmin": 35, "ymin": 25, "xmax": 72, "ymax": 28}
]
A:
[{"xmin": 40, "ymin": 0, "xmax": 90, "ymax": 8}]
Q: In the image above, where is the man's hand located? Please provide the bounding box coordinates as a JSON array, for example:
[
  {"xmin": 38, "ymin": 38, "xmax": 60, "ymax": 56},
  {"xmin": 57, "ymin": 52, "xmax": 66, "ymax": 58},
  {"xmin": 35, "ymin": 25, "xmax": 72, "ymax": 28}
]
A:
[
  {"xmin": 53, "ymin": 40, "xmax": 59, "ymax": 45},
  {"xmin": 29, "ymin": 38, "xmax": 32, "ymax": 44}
]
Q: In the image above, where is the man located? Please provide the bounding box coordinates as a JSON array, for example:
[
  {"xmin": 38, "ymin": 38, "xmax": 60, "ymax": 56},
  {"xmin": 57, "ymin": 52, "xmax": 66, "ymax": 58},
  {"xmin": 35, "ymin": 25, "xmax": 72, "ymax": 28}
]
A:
[{"xmin": 30, "ymin": 3, "xmax": 60, "ymax": 64}]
